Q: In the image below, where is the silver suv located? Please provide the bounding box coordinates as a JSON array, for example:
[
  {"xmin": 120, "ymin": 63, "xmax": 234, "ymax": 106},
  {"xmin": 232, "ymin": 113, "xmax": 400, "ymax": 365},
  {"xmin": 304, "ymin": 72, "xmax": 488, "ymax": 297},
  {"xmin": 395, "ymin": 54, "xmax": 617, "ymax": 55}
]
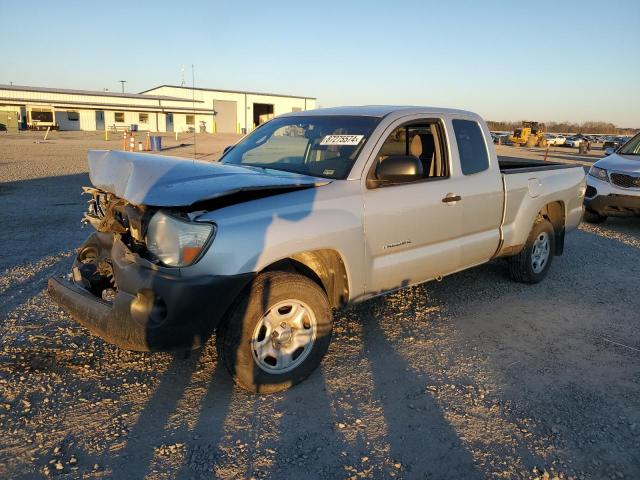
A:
[{"xmin": 584, "ymin": 132, "xmax": 640, "ymax": 223}]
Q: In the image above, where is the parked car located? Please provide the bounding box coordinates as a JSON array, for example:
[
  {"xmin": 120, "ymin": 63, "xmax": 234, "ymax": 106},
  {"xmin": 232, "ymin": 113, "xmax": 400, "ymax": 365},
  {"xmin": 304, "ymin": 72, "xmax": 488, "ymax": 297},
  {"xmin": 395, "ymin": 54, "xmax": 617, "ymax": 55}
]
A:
[
  {"xmin": 564, "ymin": 136, "xmax": 584, "ymax": 148},
  {"xmin": 584, "ymin": 132, "xmax": 640, "ymax": 223},
  {"xmin": 603, "ymin": 136, "xmax": 627, "ymax": 155},
  {"xmin": 491, "ymin": 132, "xmax": 511, "ymax": 144},
  {"xmin": 48, "ymin": 106, "xmax": 586, "ymax": 393},
  {"xmin": 545, "ymin": 134, "xmax": 566, "ymax": 146}
]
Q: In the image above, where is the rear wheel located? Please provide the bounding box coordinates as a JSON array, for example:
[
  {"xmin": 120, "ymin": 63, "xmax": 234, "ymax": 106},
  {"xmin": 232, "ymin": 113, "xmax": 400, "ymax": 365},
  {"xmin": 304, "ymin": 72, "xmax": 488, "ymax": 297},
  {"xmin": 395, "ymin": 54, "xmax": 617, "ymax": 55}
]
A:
[
  {"xmin": 508, "ymin": 218, "xmax": 555, "ymax": 283},
  {"xmin": 217, "ymin": 271, "xmax": 332, "ymax": 393},
  {"xmin": 583, "ymin": 208, "xmax": 607, "ymax": 224}
]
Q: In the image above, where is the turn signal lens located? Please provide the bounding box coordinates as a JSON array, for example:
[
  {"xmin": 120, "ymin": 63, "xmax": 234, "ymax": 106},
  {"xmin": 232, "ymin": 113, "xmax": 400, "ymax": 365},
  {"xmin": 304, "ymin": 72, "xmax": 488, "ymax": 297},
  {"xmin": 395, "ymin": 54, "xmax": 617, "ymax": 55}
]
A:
[
  {"xmin": 578, "ymin": 183, "xmax": 587, "ymax": 198},
  {"xmin": 181, "ymin": 246, "xmax": 202, "ymax": 264}
]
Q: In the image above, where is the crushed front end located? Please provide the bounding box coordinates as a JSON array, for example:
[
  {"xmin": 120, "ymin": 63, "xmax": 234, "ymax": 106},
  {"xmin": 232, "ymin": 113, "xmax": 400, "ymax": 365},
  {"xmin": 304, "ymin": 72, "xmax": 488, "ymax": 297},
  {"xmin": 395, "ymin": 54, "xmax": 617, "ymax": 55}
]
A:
[{"xmin": 48, "ymin": 188, "xmax": 252, "ymax": 352}]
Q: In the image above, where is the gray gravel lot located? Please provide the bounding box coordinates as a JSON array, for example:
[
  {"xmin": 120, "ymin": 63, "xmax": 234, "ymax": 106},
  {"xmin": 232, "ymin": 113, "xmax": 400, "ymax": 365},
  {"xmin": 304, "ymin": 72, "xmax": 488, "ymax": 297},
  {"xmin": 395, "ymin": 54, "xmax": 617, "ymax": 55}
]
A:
[{"xmin": 0, "ymin": 131, "xmax": 639, "ymax": 479}]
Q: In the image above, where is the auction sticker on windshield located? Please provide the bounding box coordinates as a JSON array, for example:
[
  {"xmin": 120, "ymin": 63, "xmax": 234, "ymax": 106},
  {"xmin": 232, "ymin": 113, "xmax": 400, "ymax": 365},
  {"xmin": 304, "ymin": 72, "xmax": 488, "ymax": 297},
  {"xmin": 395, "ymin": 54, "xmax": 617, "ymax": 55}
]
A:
[{"xmin": 320, "ymin": 135, "xmax": 364, "ymax": 146}]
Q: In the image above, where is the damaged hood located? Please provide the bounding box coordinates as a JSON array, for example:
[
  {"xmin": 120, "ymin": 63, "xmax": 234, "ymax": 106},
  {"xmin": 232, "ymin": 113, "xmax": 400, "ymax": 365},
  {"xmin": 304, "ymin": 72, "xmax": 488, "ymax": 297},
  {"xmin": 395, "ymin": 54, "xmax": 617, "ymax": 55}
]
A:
[{"xmin": 87, "ymin": 150, "xmax": 330, "ymax": 207}]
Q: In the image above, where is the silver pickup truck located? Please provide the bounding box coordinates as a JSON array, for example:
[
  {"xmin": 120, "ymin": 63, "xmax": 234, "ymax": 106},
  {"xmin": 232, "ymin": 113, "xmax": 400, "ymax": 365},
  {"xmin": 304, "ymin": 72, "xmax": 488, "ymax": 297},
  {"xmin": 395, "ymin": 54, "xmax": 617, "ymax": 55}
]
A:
[{"xmin": 49, "ymin": 106, "xmax": 586, "ymax": 393}]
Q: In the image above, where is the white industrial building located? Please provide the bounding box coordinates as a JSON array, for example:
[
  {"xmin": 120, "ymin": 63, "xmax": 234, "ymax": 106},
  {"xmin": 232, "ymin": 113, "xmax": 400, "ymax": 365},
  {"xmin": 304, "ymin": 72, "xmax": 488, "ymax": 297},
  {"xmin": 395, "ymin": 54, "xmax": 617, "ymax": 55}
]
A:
[
  {"xmin": 141, "ymin": 85, "xmax": 316, "ymax": 134},
  {"xmin": 0, "ymin": 83, "xmax": 316, "ymax": 134}
]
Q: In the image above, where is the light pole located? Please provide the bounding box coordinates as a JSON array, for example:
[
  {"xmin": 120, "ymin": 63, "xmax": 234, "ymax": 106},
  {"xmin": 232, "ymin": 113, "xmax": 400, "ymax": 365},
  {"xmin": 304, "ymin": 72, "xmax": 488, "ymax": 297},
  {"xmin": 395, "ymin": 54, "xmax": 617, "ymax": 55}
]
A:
[{"xmin": 119, "ymin": 80, "xmax": 127, "ymax": 93}]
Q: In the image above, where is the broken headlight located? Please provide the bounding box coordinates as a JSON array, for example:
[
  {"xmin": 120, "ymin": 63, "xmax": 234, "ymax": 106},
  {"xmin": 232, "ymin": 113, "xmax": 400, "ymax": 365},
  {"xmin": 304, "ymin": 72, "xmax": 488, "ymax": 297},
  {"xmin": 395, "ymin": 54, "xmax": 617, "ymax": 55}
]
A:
[{"xmin": 145, "ymin": 211, "xmax": 214, "ymax": 267}]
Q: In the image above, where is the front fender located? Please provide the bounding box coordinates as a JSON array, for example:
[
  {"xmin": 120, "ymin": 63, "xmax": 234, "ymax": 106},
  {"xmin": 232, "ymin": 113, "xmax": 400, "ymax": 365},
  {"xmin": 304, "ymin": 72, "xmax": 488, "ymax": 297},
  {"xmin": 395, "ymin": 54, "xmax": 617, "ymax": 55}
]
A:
[{"xmin": 187, "ymin": 181, "xmax": 367, "ymax": 301}]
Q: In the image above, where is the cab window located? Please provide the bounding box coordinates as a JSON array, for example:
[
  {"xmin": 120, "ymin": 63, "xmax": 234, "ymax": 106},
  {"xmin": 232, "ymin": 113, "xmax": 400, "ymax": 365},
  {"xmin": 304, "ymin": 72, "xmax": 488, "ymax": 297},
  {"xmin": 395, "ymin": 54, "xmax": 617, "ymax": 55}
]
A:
[{"xmin": 374, "ymin": 122, "xmax": 448, "ymax": 182}]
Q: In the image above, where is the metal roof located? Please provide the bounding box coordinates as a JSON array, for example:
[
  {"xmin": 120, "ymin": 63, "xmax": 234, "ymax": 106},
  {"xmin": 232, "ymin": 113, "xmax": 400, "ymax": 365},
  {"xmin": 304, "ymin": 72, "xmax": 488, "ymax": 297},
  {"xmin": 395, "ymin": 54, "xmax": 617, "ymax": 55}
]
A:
[
  {"xmin": 0, "ymin": 84, "xmax": 202, "ymax": 103},
  {"xmin": 141, "ymin": 85, "xmax": 316, "ymax": 100}
]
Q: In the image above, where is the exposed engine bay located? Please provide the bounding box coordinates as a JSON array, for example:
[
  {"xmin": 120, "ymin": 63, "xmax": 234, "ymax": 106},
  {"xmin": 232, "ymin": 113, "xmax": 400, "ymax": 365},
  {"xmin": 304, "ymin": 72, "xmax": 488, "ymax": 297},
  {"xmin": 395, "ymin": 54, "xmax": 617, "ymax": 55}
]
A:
[
  {"xmin": 78, "ymin": 187, "xmax": 168, "ymax": 300},
  {"xmin": 83, "ymin": 186, "xmax": 153, "ymax": 249}
]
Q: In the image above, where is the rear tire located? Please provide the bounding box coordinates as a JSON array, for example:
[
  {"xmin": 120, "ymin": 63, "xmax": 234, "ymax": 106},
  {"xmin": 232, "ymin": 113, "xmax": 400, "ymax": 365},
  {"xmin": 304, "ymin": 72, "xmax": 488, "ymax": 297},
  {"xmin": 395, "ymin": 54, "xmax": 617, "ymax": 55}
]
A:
[
  {"xmin": 217, "ymin": 271, "xmax": 332, "ymax": 393},
  {"xmin": 508, "ymin": 218, "xmax": 555, "ymax": 284},
  {"xmin": 583, "ymin": 208, "xmax": 607, "ymax": 224}
]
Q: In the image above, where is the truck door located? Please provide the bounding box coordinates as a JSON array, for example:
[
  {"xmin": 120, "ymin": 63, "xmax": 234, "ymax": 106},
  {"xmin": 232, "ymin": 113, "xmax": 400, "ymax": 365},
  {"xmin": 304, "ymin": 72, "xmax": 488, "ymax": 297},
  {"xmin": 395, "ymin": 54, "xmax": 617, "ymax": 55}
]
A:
[
  {"xmin": 449, "ymin": 118, "xmax": 503, "ymax": 268},
  {"xmin": 362, "ymin": 119, "xmax": 464, "ymax": 294}
]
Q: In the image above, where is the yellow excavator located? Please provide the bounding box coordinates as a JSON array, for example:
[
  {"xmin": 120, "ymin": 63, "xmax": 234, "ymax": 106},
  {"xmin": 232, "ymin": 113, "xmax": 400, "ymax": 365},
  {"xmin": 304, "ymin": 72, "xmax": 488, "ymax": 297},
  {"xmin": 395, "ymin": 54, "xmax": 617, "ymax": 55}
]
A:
[{"xmin": 509, "ymin": 121, "xmax": 547, "ymax": 147}]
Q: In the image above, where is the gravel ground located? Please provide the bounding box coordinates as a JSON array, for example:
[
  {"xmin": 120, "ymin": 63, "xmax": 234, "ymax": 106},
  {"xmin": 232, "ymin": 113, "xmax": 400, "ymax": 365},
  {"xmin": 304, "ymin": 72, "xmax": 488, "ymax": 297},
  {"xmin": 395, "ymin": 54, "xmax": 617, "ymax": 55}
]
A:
[{"xmin": 0, "ymin": 131, "xmax": 639, "ymax": 479}]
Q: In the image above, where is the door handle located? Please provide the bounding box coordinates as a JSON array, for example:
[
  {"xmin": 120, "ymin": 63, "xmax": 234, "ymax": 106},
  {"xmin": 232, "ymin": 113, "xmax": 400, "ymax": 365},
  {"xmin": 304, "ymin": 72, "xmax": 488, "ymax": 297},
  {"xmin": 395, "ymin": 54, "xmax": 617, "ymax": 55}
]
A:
[{"xmin": 442, "ymin": 194, "xmax": 461, "ymax": 203}]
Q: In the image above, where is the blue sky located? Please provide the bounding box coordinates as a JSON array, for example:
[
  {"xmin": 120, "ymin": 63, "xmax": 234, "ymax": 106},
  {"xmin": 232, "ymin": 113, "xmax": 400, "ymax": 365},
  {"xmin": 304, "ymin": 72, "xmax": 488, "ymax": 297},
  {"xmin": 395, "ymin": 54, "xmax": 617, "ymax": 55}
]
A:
[{"xmin": 2, "ymin": 0, "xmax": 638, "ymax": 126}]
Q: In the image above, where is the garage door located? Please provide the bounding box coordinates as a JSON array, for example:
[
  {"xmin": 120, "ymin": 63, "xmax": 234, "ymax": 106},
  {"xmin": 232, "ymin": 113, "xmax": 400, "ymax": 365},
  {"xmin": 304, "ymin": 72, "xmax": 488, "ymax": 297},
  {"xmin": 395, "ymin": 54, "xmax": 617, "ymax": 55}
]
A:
[
  {"xmin": 0, "ymin": 110, "xmax": 19, "ymax": 132},
  {"xmin": 213, "ymin": 100, "xmax": 237, "ymax": 133}
]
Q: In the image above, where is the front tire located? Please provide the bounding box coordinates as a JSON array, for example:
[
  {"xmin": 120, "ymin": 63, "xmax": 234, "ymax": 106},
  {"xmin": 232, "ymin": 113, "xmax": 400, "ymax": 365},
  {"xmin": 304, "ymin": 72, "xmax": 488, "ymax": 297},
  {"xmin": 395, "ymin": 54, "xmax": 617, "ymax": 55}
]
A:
[
  {"xmin": 218, "ymin": 271, "xmax": 333, "ymax": 393},
  {"xmin": 583, "ymin": 208, "xmax": 607, "ymax": 224},
  {"xmin": 508, "ymin": 218, "xmax": 555, "ymax": 284}
]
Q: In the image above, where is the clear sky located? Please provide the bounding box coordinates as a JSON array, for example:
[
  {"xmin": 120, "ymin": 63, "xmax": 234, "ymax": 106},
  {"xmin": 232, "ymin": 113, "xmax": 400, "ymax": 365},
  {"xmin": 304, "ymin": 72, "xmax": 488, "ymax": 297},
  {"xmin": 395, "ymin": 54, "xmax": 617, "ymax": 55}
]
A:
[{"xmin": 2, "ymin": 0, "xmax": 638, "ymax": 126}]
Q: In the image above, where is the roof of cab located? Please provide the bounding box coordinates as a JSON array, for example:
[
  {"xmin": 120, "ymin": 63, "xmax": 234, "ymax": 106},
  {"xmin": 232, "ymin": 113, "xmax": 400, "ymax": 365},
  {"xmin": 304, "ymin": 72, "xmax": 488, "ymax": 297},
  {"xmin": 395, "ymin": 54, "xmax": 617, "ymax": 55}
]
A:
[{"xmin": 281, "ymin": 105, "xmax": 478, "ymax": 118}]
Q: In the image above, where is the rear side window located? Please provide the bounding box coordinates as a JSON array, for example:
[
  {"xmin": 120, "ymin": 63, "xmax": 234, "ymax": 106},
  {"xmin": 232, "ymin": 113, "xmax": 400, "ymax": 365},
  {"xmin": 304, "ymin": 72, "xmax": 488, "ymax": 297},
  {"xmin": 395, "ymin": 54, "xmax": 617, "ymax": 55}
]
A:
[{"xmin": 453, "ymin": 119, "xmax": 489, "ymax": 175}]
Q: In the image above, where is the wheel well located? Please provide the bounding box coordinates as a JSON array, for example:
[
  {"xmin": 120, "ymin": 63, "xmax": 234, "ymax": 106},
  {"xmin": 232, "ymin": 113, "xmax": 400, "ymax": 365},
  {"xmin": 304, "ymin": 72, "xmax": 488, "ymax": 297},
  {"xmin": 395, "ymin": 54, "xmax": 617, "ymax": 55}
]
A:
[
  {"xmin": 262, "ymin": 250, "xmax": 349, "ymax": 308},
  {"xmin": 539, "ymin": 201, "xmax": 565, "ymax": 255}
]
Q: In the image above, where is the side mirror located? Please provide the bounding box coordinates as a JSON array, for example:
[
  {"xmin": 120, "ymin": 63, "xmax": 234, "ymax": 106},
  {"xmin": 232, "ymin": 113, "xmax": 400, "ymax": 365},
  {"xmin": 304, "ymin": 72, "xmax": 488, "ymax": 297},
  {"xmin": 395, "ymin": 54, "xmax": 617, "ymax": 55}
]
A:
[
  {"xmin": 369, "ymin": 155, "xmax": 423, "ymax": 187},
  {"xmin": 604, "ymin": 147, "xmax": 615, "ymax": 156}
]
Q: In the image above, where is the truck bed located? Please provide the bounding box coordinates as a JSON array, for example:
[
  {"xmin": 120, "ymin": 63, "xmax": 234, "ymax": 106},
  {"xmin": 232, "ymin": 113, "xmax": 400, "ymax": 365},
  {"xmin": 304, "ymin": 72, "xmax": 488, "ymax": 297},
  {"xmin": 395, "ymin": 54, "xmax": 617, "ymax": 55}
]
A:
[
  {"xmin": 499, "ymin": 157, "xmax": 580, "ymax": 174},
  {"xmin": 497, "ymin": 157, "xmax": 586, "ymax": 258}
]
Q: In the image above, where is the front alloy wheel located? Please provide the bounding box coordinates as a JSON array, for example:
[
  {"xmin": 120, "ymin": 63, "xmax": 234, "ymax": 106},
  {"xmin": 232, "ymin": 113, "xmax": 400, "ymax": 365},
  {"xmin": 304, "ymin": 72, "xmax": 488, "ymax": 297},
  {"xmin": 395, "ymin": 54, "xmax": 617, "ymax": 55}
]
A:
[
  {"xmin": 218, "ymin": 271, "xmax": 333, "ymax": 393},
  {"xmin": 251, "ymin": 299, "xmax": 317, "ymax": 374}
]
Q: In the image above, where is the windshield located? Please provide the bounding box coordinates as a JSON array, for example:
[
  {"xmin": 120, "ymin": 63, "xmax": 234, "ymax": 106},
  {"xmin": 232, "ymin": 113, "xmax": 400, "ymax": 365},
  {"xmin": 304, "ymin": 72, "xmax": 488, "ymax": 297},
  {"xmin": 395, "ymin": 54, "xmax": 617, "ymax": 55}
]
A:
[
  {"xmin": 618, "ymin": 133, "xmax": 640, "ymax": 155},
  {"xmin": 221, "ymin": 115, "xmax": 381, "ymax": 179}
]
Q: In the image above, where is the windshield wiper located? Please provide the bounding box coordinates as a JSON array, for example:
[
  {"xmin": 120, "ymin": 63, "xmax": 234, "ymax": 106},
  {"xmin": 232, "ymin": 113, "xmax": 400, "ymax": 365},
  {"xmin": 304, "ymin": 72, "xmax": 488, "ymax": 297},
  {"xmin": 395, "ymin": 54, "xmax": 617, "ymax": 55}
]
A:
[
  {"xmin": 234, "ymin": 163, "xmax": 271, "ymax": 171},
  {"xmin": 237, "ymin": 164, "xmax": 302, "ymax": 175}
]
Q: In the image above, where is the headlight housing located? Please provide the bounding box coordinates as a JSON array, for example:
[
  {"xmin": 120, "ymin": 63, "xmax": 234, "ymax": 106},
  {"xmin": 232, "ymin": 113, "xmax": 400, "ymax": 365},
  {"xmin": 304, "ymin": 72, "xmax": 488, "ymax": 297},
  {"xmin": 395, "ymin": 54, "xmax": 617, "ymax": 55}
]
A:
[
  {"xmin": 588, "ymin": 166, "xmax": 609, "ymax": 183},
  {"xmin": 146, "ymin": 211, "xmax": 214, "ymax": 267}
]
